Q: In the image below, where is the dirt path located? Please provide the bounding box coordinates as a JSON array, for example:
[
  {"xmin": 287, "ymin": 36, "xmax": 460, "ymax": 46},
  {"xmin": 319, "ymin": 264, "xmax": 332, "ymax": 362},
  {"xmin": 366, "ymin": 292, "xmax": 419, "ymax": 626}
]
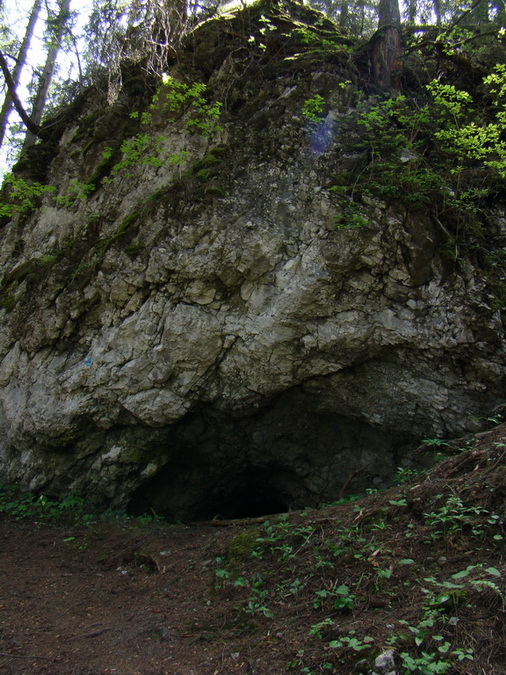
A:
[{"xmin": 0, "ymin": 520, "xmax": 273, "ymax": 674}]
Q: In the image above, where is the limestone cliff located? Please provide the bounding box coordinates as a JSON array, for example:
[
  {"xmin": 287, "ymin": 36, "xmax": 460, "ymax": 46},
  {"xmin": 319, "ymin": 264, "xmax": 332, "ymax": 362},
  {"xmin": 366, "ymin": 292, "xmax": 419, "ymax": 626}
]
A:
[{"xmin": 0, "ymin": 0, "xmax": 504, "ymax": 519}]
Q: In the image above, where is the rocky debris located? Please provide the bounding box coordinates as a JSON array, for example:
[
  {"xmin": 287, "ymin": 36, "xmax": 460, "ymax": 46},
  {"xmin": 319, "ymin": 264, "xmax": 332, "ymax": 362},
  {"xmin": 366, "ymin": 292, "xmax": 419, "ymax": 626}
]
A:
[{"xmin": 372, "ymin": 649, "xmax": 398, "ymax": 674}]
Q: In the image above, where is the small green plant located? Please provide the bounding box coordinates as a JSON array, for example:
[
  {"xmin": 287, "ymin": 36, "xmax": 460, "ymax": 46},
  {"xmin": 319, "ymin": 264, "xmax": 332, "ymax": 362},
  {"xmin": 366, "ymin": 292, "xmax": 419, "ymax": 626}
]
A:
[
  {"xmin": 423, "ymin": 494, "xmax": 500, "ymax": 541},
  {"xmin": 398, "ymin": 650, "xmax": 454, "ymax": 674},
  {"xmin": 422, "ymin": 438, "xmax": 450, "ymax": 448},
  {"xmin": 350, "ymin": 72, "xmax": 506, "ymax": 232},
  {"xmin": 385, "ymin": 562, "xmax": 496, "ymax": 673},
  {"xmin": 374, "ymin": 567, "xmax": 393, "ymax": 591},
  {"xmin": 437, "ymin": 564, "xmax": 505, "ymax": 609},
  {"xmin": 428, "ymin": 74, "xmax": 506, "ymax": 178},
  {"xmin": 0, "ymin": 483, "xmax": 153, "ymax": 525},
  {"xmin": 308, "ymin": 617, "xmax": 334, "ymax": 638},
  {"xmin": 110, "ymin": 134, "xmax": 165, "ymax": 176},
  {"xmin": 214, "ymin": 556, "xmax": 232, "ymax": 583},
  {"xmin": 128, "ymin": 110, "xmax": 153, "ymax": 126},
  {"xmin": 0, "ymin": 487, "xmax": 95, "ymax": 523},
  {"xmin": 0, "ymin": 174, "xmax": 56, "ymax": 217},
  {"xmin": 55, "ymin": 179, "xmax": 95, "ymax": 208},
  {"xmin": 157, "ymin": 75, "xmax": 223, "ymax": 136},
  {"xmin": 89, "ymin": 78, "xmax": 221, "ymax": 186},
  {"xmin": 480, "ymin": 412, "xmax": 503, "ymax": 425},
  {"xmin": 329, "ymin": 630, "xmax": 374, "ymax": 651},
  {"xmin": 243, "ymin": 574, "xmax": 273, "ymax": 617},
  {"xmin": 313, "ymin": 584, "xmax": 355, "ymax": 612},
  {"xmin": 302, "ymin": 95, "xmax": 326, "ymax": 124},
  {"xmin": 334, "ymin": 211, "xmax": 368, "ymax": 229},
  {"xmin": 38, "ymin": 254, "xmax": 59, "ymax": 265},
  {"xmin": 0, "ymin": 485, "xmax": 35, "ymax": 519},
  {"xmin": 389, "ymin": 498, "xmax": 408, "ymax": 507},
  {"xmin": 276, "ymin": 576, "xmax": 306, "ymax": 598},
  {"xmin": 396, "ymin": 467, "xmax": 420, "ymax": 484},
  {"xmin": 294, "ymin": 27, "xmax": 338, "ymax": 50},
  {"xmin": 387, "ymin": 593, "xmax": 475, "ymax": 674}
]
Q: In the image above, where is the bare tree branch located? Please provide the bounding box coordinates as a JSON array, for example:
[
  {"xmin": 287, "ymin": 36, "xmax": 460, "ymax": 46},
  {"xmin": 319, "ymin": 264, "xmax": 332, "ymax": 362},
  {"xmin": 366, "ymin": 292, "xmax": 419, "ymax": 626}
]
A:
[{"xmin": 0, "ymin": 52, "xmax": 41, "ymax": 138}]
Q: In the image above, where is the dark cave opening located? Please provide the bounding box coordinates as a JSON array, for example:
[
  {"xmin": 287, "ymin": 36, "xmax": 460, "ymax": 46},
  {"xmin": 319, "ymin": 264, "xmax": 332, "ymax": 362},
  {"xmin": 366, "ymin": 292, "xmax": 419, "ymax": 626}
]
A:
[
  {"xmin": 194, "ymin": 473, "xmax": 291, "ymax": 521},
  {"xmin": 128, "ymin": 465, "xmax": 294, "ymax": 522},
  {"xmin": 126, "ymin": 400, "xmax": 421, "ymax": 523}
]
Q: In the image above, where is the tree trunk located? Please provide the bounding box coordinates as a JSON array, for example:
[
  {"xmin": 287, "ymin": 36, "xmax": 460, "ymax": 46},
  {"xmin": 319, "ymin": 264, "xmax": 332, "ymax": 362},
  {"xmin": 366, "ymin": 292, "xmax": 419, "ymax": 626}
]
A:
[
  {"xmin": 369, "ymin": 25, "xmax": 403, "ymax": 92},
  {"xmin": 407, "ymin": 0, "xmax": 417, "ymax": 24},
  {"xmin": 167, "ymin": 0, "xmax": 188, "ymax": 46},
  {"xmin": 474, "ymin": 0, "xmax": 490, "ymax": 22},
  {"xmin": 0, "ymin": 0, "xmax": 42, "ymax": 148},
  {"xmin": 495, "ymin": 0, "xmax": 506, "ymax": 23},
  {"xmin": 339, "ymin": 0, "xmax": 349, "ymax": 31},
  {"xmin": 378, "ymin": 0, "xmax": 401, "ymax": 27},
  {"xmin": 23, "ymin": 0, "xmax": 71, "ymax": 150},
  {"xmin": 433, "ymin": 0, "xmax": 442, "ymax": 25},
  {"xmin": 371, "ymin": 0, "xmax": 402, "ymax": 92}
]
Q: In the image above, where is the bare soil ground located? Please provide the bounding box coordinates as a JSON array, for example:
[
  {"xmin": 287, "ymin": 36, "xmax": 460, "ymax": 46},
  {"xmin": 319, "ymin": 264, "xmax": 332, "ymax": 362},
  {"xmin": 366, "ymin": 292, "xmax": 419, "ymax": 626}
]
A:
[{"xmin": 1, "ymin": 424, "xmax": 505, "ymax": 674}]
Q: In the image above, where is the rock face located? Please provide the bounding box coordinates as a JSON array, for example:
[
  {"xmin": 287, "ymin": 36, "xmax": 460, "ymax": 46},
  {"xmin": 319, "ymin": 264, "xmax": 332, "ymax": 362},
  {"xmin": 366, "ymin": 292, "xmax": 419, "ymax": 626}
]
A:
[{"xmin": 0, "ymin": 0, "xmax": 504, "ymax": 519}]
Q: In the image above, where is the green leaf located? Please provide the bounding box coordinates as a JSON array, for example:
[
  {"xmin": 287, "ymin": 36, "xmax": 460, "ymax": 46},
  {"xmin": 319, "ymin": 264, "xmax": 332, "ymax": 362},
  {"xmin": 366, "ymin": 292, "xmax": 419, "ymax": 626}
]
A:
[
  {"xmin": 451, "ymin": 566, "xmax": 474, "ymax": 579},
  {"xmin": 485, "ymin": 567, "xmax": 501, "ymax": 577},
  {"xmin": 437, "ymin": 642, "xmax": 451, "ymax": 653},
  {"xmin": 389, "ymin": 499, "xmax": 407, "ymax": 506}
]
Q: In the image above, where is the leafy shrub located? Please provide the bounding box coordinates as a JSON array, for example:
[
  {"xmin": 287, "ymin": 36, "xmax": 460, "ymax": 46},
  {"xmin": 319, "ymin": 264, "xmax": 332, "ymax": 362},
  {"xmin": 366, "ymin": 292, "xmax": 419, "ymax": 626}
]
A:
[
  {"xmin": 302, "ymin": 95, "xmax": 326, "ymax": 123},
  {"xmin": 0, "ymin": 174, "xmax": 56, "ymax": 218}
]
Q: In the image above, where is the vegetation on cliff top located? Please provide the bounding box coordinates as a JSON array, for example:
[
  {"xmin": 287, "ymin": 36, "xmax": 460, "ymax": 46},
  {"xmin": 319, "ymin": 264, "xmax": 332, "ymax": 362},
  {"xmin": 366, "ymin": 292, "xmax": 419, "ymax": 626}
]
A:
[
  {"xmin": 1, "ymin": 0, "xmax": 505, "ymax": 319},
  {"xmin": 1, "ymin": 0, "xmax": 506, "ymax": 166}
]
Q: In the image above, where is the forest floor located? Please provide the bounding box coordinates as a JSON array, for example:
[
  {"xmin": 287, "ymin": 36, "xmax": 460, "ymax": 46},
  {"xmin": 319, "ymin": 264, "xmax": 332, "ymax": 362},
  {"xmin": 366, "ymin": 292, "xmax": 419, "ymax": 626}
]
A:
[{"xmin": 0, "ymin": 424, "xmax": 505, "ymax": 675}]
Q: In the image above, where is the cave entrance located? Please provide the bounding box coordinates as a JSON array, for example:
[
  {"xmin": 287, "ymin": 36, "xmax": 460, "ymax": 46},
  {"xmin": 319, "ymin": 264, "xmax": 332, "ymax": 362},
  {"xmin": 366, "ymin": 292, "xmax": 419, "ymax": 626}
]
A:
[
  {"xmin": 127, "ymin": 399, "xmax": 419, "ymax": 523},
  {"xmin": 128, "ymin": 464, "xmax": 296, "ymax": 523},
  {"xmin": 194, "ymin": 468, "xmax": 291, "ymax": 521}
]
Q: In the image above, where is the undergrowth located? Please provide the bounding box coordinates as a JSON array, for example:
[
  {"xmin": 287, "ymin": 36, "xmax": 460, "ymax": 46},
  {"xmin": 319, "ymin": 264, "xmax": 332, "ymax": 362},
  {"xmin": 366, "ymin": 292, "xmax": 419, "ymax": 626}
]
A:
[
  {"xmin": 0, "ymin": 484, "xmax": 159, "ymax": 526},
  {"xmin": 209, "ymin": 434, "xmax": 506, "ymax": 674}
]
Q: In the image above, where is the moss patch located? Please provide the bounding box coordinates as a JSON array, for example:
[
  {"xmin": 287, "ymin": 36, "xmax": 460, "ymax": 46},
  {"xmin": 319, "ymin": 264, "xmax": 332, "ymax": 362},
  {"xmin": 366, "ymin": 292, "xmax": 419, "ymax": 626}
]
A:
[{"xmin": 226, "ymin": 528, "xmax": 260, "ymax": 563}]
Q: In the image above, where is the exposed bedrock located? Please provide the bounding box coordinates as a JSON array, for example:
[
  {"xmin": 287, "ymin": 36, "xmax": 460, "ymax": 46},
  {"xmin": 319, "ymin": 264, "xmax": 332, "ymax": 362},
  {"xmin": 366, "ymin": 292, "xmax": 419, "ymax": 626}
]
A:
[{"xmin": 0, "ymin": 165, "xmax": 503, "ymax": 519}]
